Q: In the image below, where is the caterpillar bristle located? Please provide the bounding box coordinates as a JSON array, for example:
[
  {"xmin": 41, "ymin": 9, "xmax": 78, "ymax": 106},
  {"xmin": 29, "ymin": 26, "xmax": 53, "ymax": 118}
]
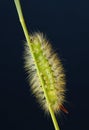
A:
[{"xmin": 24, "ymin": 32, "xmax": 66, "ymax": 113}]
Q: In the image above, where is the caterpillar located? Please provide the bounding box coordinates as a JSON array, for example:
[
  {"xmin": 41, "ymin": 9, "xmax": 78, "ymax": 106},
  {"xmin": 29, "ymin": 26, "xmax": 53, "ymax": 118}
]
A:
[
  {"xmin": 24, "ymin": 32, "xmax": 66, "ymax": 113},
  {"xmin": 14, "ymin": 0, "xmax": 67, "ymax": 130}
]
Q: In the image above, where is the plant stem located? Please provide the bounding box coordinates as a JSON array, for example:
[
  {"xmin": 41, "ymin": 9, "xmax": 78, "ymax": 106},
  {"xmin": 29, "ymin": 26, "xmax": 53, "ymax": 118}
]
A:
[
  {"xmin": 14, "ymin": 0, "xmax": 60, "ymax": 130},
  {"xmin": 14, "ymin": 0, "xmax": 30, "ymax": 43}
]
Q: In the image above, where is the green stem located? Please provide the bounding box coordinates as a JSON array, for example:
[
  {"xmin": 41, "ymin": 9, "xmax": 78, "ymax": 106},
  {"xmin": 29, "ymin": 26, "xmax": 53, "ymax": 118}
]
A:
[{"xmin": 14, "ymin": 0, "xmax": 60, "ymax": 130}]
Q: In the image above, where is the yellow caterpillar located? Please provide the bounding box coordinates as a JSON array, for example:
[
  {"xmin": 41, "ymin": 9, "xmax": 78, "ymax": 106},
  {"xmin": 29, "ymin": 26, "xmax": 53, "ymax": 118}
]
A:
[
  {"xmin": 24, "ymin": 32, "xmax": 66, "ymax": 113},
  {"xmin": 14, "ymin": 0, "xmax": 67, "ymax": 130}
]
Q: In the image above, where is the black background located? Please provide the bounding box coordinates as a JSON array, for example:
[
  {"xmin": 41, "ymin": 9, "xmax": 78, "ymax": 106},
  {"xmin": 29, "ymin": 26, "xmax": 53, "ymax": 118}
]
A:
[{"xmin": 0, "ymin": 0, "xmax": 89, "ymax": 130}]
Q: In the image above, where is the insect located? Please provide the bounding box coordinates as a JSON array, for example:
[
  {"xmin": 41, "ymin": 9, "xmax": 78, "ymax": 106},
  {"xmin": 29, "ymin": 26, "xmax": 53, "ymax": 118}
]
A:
[{"xmin": 24, "ymin": 32, "xmax": 66, "ymax": 114}]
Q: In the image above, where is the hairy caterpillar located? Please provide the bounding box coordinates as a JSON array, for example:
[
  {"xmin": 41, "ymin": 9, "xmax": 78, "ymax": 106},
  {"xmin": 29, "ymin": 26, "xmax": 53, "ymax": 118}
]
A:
[
  {"xmin": 14, "ymin": 0, "xmax": 67, "ymax": 130},
  {"xmin": 24, "ymin": 32, "xmax": 66, "ymax": 113}
]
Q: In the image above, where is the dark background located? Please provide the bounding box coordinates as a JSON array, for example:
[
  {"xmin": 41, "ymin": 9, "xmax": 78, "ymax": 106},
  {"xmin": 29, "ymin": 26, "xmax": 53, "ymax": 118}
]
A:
[{"xmin": 0, "ymin": 0, "xmax": 89, "ymax": 130}]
